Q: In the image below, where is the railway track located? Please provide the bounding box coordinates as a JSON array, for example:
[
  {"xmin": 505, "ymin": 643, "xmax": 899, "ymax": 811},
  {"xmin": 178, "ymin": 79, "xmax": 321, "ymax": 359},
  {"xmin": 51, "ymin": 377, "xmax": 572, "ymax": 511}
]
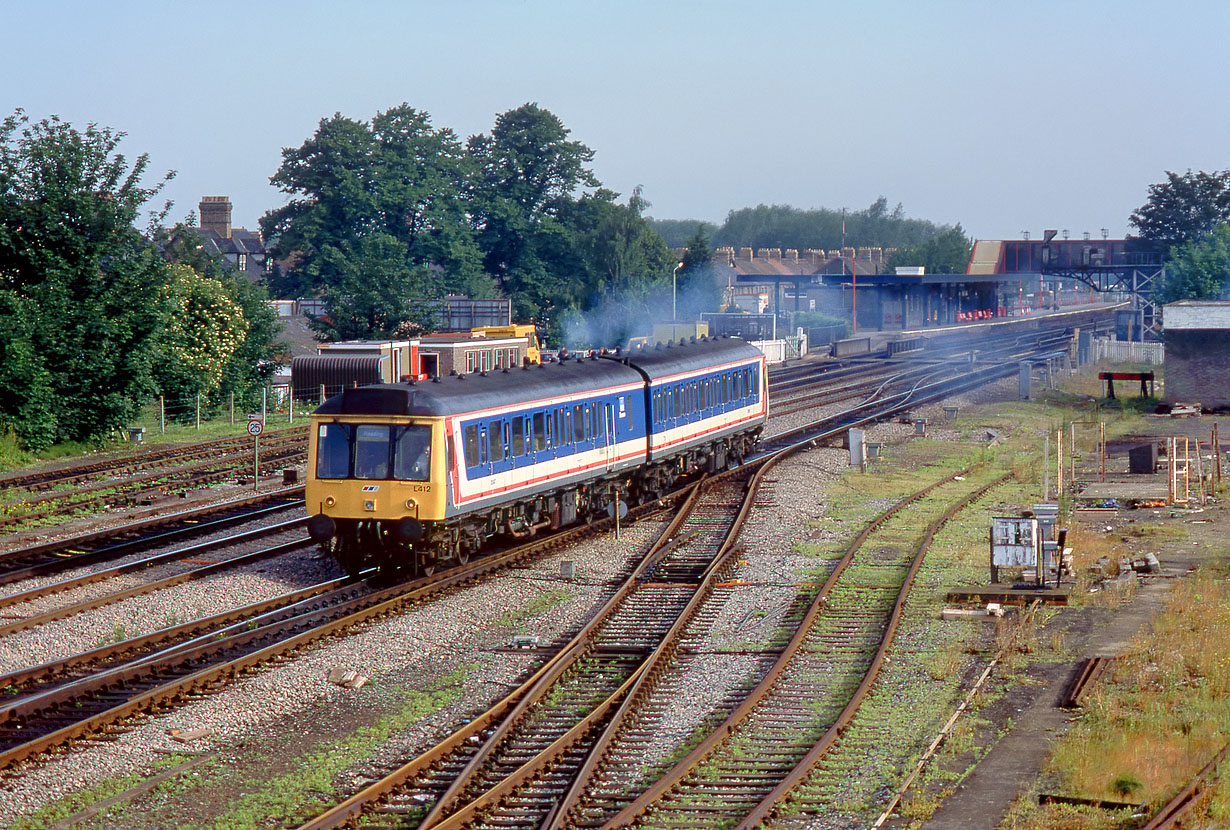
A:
[
  {"xmin": 0, "ymin": 522, "xmax": 312, "ymax": 639},
  {"xmin": 0, "ymin": 426, "xmax": 308, "ymax": 493},
  {"xmin": 0, "ymin": 429, "xmax": 307, "ymax": 531},
  {"xmin": 0, "ymin": 316, "xmax": 1109, "ymax": 825},
  {"xmin": 558, "ymin": 470, "xmax": 1013, "ymax": 830},
  {"xmin": 289, "ymin": 469, "xmax": 760, "ymax": 830},
  {"xmin": 286, "ymin": 432, "xmax": 1012, "ymax": 829},
  {"xmin": 0, "ymin": 494, "xmax": 304, "ymax": 587},
  {"xmin": 0, "ymin": 485, "xmax": 686, "ymax": 773}
]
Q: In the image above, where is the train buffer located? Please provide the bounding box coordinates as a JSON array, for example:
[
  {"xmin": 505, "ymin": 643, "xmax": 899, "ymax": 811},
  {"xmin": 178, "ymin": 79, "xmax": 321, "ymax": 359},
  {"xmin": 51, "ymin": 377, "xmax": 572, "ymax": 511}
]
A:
[{"xmin": 1099, "ymin": 371, "xmax": 1154, "ymax": 399}]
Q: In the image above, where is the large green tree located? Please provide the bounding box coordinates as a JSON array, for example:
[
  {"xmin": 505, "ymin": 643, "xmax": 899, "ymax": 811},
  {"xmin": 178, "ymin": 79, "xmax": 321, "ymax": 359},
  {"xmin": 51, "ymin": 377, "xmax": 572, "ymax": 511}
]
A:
[
  {"xmin": 1130, "ymin": 170, "xmax": 1230, "ymax": 248},
  {"xmin": 885, "ymin": 225, "xmax": 974, "ymax": 275},
  {"xmin": 557, "ymin": 186, "xmax": 675, "ymax": 347},
  {"xmin": 0, "ymin": 111, "xmax": 173, "ymax": 448},
  {"xmin": 1155, "ymin": 223, "xmax": 1230, "ymax": 304},
  {"xmin": 467, "ymin": 102, "xmax": 600, "ymax": 324},
  {"xmin": 713, "ymin": 199, "xmax": 945, "ymax": 252},
  {"xmin": 261, "ymin": 104, "xmax": 488, "ymax": 333}
]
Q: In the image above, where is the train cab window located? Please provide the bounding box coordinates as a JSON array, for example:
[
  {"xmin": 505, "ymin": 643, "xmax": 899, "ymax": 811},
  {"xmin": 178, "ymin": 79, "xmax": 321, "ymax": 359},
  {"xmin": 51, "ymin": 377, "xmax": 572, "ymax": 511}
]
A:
[
  {"xmin": 533, "ymin": 412, "xmax": 546, "ymax": 452},
  {"xmin": 355, "ymin": 425, "xmax": 391, "ymax": 479},
  {"xmin": 393, "ymin": 425, "xmax": 431, "ymax": 481},
  {"xmin": 316, "ymin": 423, "xmax": 352, "ymax": 479},
  {"xmin": 573, "ymin": 405, "xmax": 585, "ymax": 442},
  {"xmin": 463, "ymin": 425, "xmax": 480, "ymax": 468},
  {"xmin": 511, "ymin": 417, "xmax": 525, "ymax": 456}
]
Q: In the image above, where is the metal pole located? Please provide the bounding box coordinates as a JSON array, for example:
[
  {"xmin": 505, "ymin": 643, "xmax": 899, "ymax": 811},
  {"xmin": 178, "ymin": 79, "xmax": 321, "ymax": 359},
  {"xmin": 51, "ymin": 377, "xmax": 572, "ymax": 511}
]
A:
[
  {"xmin": 851, "ymin": 254, "xmax": 857, "ymax": 334},
  {"xmin": 254, "ymin": 433, "xmax": 259, "ymax": 492},
  {"xmin": 160, "ymin": 396, "xmax": 165, "ymax": 434},
  {"xmin": 262, "ymin": 387, "xmax": 268, "ymax": 424},
  {"xmin": 196, "ymin": 394, "xmax": 200, "ymax": 430},
  {"xmin": 672, "ymin": 262, "xmax": 682, "ymax": 322},
  {"xmin": 1043, "ymin": 433, "xmax": 1050, "ymax": 501},
  {"xmin": 230, "ymin": 392, "xmax": 235, "ymax": 424}
]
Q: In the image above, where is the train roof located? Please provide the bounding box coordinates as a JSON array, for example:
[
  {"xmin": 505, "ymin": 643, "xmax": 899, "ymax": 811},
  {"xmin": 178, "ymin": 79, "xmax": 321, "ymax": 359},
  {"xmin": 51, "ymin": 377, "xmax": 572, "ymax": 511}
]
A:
[
  {"xmin": 313, "ymin": 354, "xmax": 645, "ymax": 418},
  {"xmin": 620, "ymin": 336, "xmax": 763, "ymax": 381}
]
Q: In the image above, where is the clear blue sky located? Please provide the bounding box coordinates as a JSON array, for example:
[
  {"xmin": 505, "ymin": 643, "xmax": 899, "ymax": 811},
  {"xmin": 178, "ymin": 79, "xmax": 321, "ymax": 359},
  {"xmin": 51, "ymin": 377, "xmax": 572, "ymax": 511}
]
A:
[{"xmin": 4, "ymin": 0, "xmax": 1227, "ymax": 242}]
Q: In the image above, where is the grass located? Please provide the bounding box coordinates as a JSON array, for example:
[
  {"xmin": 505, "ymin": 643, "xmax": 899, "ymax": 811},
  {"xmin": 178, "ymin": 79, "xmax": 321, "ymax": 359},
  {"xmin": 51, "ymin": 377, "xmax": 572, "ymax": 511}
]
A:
[
  {"xmin": 16, "ymin": 665, "xmax": 474, "ymax": 830},
  {"xmin": 1005, "ymin": 565, "xmax": 1230, "ymax": 829},
  {"xmin": 493, "ymin": 588, "xmax": 577, "ymax": 630}
]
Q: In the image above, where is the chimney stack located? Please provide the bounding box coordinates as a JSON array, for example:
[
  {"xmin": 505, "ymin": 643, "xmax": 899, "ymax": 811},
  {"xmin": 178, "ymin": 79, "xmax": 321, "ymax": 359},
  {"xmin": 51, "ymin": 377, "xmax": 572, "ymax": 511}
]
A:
[{"xmin": 199, "ymin": 196, "xmax": 232, "ymax": 239}]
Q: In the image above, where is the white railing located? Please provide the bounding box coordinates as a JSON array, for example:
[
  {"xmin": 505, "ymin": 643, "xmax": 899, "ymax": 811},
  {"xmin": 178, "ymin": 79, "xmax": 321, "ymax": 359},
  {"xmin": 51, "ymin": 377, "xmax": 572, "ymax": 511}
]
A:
[{"xmin": 1095, "ymin": 339, "xmax": 1164, "ymax": 365}]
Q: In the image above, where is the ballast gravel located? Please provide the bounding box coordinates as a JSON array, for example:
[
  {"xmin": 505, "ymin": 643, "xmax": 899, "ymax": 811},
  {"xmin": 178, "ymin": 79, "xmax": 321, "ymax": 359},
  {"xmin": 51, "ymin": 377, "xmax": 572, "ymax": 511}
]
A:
[{"xmin": 0, "ymin": 379, "xmax": 1016, "ymax": 823}]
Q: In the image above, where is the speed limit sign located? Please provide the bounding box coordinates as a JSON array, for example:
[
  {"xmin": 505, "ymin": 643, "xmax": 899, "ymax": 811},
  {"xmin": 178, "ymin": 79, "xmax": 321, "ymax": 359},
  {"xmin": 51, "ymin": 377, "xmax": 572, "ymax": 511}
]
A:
[{"xmin": 247, "ymin": 419, "xmax": 263, "ymax": 437}]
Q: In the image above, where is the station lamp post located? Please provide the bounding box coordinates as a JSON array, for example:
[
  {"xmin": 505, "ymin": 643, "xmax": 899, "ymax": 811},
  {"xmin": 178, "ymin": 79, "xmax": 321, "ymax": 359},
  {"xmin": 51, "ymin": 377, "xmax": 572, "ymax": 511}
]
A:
[{"xmin": 672, "ymin": 261, "xmax": 683, "ymax": 321}]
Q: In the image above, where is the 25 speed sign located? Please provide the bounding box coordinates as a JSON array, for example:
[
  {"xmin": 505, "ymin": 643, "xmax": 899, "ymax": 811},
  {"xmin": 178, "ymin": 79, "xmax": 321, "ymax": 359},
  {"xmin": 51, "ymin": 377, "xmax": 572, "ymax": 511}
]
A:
[{"xmin": 247, "ymin": 419, "xmax": 263, "ymax": 437}]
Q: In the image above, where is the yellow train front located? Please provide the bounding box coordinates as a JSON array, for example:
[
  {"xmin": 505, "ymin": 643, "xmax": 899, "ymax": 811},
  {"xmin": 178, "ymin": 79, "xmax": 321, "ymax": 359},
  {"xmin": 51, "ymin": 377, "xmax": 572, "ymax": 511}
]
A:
[{"xmin": 305, "ymin": 355, "xmax": 652, "ymax": 575}]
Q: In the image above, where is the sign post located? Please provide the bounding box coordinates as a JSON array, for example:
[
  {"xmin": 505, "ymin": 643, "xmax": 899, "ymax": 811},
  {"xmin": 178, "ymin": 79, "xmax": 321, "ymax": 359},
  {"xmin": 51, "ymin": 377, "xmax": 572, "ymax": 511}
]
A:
[{"xmin": 247, "ymin": 415, "xmax": 264, "ymax": 491}]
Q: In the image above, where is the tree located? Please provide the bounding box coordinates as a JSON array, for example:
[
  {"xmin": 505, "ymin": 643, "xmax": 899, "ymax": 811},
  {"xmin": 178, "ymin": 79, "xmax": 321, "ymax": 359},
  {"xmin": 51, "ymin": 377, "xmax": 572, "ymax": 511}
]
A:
[
  {"xmin": 309, "ymin": 233, "xmax": 443, "ymax": 341},
  {"xmin": 467, "ymin": 103, "xmax": 600, "ymax": 322},
  {"xmin": 156, "ymin": 224, "xmax": 282, "ymax": 410},
  {"xmin": 150, "ymin": 264, "xmax": 249, "ymax": 415},
  {"xmin": 558, "ymin": 187, "xmax": 675, "ymax": 347},
  {"xmin": 713, "ymin": 200, "xmax": 946, "ymax": 251},
  {"xmin": 1130, "ymin": 170, "xmax": 1230, "ymax": 247},
  {"xmin": 645, "ymin": 217, "xmax": 719, "ymax": 248},
  {"xmin": 1155, "ymin": 223, "xmax": 1230, "ymax": 304},
  {"xmin": 0, "ymin": 110, "xmax": 174, "ymax": 449},
  {"xmin": 885, "ymin": 225, "xmax": 973, "ymax": 275},
  {"xmin": 261, "ymin": 105, "xmax": 487, "ymax": 313},
  {"xmin": 676, "ymin": 225, "xmax": 722, "ymax": 320}
]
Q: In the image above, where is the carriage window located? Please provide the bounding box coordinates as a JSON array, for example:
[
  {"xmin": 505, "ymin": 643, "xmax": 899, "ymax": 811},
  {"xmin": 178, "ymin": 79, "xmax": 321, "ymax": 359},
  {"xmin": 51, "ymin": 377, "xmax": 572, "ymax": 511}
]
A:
[
  {"xmin": 533, "ymin": 412, "xmax": 546, "ymax": 451},
  {"xmin": 355, "ymin": 424, "xmax": 391, "ymax": 479},
  {"xmin": 393, "ymin": 425, "xmax": 431, "ymax": 481},
  {"xmin": 573, "ymin": 404, "xmax": 585, "ymax": 442},
  {"xmin": 463, "ymin": 425, "xmax": 480, "ymax": 468},
  {"xmin": 316, "ymin": 423, "xmax": 352, "ymax": 479},
  {"xmin": 489, "ymin": 420, "xmax": 504, "ymax": 461},
  {"xmin": 735, "ymin": 372, "xmax": 743, "ymax": 401},
  {"xmin": 752, "ymin": 366, "xmax": 760, "ymax": 398},
  {"xmin": 480, "ymin": 428, "xmax": 489, "ymax": 464},
  {"xmin": 511, "ymin": 417, "xmax": 525, "ymax": 456}
]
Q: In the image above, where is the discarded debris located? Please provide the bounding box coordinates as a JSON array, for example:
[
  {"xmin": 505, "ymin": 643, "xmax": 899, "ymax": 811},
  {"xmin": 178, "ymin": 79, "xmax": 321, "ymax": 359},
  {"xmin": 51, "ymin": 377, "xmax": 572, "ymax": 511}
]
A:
[
  {"xmin": 327, "ymin": 666, "xmax": 370, "ymax": 689},
  {"xmin": 169, "ymin": 727, "xmax": 212, "ymax": 743}
]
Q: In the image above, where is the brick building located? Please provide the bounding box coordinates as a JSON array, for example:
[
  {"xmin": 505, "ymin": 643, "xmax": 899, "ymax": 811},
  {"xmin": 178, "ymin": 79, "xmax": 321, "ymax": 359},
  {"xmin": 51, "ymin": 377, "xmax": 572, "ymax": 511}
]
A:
[{"xmin": 1163, "ymin": 300, "xmax": 1230, "ymax": 409}]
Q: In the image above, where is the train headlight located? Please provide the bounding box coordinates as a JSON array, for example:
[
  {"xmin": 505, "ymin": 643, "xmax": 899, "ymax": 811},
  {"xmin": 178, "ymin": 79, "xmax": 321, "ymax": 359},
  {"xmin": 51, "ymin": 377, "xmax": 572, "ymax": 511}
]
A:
[
  {"xmin": 364, "ymin": 500, "xmax": 376, "ymax": 512},
  {"xmin": 325, "ymin": 496, "xmax": 336, "ymax": 507},
  {"xmin": 405, "ymin": 498, "xmax": 417, "ymax": 510}
]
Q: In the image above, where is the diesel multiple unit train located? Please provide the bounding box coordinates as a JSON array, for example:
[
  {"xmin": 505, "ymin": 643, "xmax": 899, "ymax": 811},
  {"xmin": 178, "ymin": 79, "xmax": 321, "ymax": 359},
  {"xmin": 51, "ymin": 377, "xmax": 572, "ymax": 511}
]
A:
[{"xmin": 306, "ymin": 336, "xmax": 768, "ymax": 574}]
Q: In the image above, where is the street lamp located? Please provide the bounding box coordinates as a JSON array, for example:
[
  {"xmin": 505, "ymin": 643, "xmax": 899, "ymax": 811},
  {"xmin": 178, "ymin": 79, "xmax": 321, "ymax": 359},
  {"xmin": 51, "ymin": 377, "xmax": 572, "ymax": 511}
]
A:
[{"xmin": 672, "ymin": 261, "xmax": 683, "ymax": 321}]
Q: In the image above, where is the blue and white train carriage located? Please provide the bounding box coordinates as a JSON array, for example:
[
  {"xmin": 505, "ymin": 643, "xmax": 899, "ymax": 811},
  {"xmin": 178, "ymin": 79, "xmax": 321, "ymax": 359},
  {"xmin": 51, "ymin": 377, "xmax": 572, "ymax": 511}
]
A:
[{"xmin": 305, "ymin": 336, "xmax": 766, "ymax": 574}]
